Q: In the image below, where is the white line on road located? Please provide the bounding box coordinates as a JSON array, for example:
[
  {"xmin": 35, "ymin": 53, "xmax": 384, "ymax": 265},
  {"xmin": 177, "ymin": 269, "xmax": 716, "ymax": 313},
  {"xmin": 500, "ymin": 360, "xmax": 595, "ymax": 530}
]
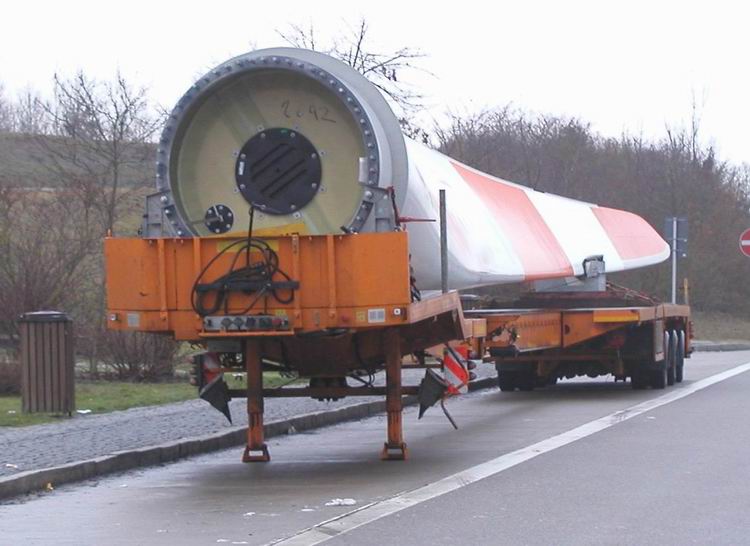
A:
[{"xmin": 270, "ymin": 361, "xmax": 750, "ymax": 546}]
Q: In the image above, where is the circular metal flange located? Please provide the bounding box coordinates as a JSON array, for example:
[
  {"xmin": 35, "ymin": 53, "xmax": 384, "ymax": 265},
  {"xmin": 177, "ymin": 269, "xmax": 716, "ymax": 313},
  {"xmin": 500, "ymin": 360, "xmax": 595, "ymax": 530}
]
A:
[
  {"xmin": 154, "ymin": 47, "xmax": 408, "ymax": 237},
  {"xmin": 235, "ymin": 128, "xmax": 321, "ymax": 215}
]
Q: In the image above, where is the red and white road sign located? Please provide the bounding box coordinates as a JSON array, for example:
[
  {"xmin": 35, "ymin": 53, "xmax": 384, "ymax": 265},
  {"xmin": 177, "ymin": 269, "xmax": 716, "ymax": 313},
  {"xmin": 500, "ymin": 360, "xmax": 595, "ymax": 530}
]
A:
[{"xmin": 740, "ymin": 229, "xmax": 750, "ymax": 257}]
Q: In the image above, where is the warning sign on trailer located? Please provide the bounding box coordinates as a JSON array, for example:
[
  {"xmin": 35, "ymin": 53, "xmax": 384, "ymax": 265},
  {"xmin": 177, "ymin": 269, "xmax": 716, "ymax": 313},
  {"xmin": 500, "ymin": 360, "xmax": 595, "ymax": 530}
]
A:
[{"xmin": 740, "ymin": 229, "xmax": 750, "ymax": 257}]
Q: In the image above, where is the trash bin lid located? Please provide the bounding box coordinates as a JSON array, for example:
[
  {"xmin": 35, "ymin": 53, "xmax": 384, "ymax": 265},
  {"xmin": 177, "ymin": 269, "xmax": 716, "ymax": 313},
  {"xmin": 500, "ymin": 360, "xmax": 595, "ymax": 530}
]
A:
[{"xmin": 19, "ymin": 311, "xmax": 71, "ymax": 323}]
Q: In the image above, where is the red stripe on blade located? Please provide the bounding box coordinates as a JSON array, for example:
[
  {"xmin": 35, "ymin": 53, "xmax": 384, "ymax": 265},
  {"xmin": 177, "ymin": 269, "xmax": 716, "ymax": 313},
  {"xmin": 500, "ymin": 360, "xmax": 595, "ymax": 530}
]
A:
[
  {"xmin": 592, "ymin": 206, "xmax": 667, "ymax": 261},
  {"xmin": 451, "ymin": 162, "xmax": 573, "ymax": 280}
]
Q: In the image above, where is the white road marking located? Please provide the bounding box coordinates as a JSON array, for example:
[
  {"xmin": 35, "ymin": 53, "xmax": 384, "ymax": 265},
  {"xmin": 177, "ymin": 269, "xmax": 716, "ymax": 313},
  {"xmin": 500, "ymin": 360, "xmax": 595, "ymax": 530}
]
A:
[{"xmin": 270, "ymin": 361, "xmax": 750, "ymax": 546}]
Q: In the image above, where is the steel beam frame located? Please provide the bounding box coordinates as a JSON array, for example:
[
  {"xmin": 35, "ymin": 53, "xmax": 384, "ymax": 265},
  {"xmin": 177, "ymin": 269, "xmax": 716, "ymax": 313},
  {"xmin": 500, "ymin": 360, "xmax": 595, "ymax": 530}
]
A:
[
  {"xmin": 381, "ymin": 328, "xmax": 408, "ymax": 460},
  {"xmin": 242, "ymin": 339, "xmax": 270, "ymax": 462}
]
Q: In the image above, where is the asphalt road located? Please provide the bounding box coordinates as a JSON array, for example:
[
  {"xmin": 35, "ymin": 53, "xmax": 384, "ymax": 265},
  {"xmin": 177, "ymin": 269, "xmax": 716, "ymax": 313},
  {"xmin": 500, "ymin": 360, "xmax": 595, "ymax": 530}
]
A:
[{"xmin": 2, "ymin": 350, "xmax": 749, "ymax": 546}]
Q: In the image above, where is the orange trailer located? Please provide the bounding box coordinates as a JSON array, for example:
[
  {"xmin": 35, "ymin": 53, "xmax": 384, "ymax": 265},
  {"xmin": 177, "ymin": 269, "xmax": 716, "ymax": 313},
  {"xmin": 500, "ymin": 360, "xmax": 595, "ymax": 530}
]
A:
[
  {"xmin": 465, "ymin": 287, "xmax": 691, "ymax": 392},
  {"xmin": 106, "ymin": 228, "xmax": 691, "ymax": 462},
  {"xmin": 105, "ymin": 231, "xmax": 471, "ymax": 461}
]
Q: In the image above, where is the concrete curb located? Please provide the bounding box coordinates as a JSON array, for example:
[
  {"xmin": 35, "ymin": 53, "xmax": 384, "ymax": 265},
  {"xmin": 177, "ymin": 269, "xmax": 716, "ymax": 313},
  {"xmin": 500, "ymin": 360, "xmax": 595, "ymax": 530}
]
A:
[
  {"xmin": 0, "ymin": 377, "xmax": 497, "ymax": 501},
  {"xmin": 692, "ymin": 342, "xmax": 750, "ymax": 352}
]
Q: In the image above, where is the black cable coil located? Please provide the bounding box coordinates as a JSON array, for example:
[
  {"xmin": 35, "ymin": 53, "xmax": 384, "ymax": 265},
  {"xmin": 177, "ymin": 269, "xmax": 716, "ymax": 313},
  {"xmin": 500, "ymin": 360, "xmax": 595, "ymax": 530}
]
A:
[{"xmin": 191, "ymin": 238, "xmax": 298, "ymax": 317}]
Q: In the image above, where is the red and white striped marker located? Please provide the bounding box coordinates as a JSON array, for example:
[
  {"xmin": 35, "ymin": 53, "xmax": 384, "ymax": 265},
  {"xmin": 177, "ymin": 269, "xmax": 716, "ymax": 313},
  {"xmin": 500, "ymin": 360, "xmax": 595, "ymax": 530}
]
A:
[
  {"xmin": 443, "ymin": 346, "xmax": 470, "ymax": 395},
  {"xmin": 740, "ymin": 228, "xmax": 750, "ymax": 258}
]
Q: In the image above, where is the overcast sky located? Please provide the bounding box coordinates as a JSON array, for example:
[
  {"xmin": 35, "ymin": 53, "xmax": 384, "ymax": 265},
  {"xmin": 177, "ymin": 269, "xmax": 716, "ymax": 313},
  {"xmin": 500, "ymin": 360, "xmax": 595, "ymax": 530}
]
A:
[{"xmin": 2, "ymin": 0, "xmax": 748, "ymax": 164}]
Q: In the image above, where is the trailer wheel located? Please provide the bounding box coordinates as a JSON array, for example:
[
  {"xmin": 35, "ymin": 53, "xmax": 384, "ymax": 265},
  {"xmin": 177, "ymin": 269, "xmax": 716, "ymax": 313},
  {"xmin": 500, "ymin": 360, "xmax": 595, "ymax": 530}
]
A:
[
  {"xmin": 631, "ymin": 371, "xmax": 647, "ymax": 390},
  {"xmin": 651, "ymin": 363, "xmax": 668, "ymax": 389},
  {"xmin": 497, "ymin": 371, "xmax": 517, "ymax": 392},
  {"xmin": 648, "ymin": 332, "xmax": 669, "ymax": 390},
  {"xmin": 517, "ymin": 371, "xmax": 536, "ymax": 391},
  {"xmin": 666, "ymin": 331, "xmax": 678, "ymax": 386},
  {"xmin": 675, "ymin": 330, "xmax": 686, "ymax": 383}
]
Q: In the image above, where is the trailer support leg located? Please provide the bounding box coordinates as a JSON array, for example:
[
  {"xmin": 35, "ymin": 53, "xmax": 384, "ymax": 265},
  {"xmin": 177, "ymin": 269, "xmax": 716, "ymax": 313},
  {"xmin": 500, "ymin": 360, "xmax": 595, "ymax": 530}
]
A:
[
  {"xmin": 242, "ymin": 339, "xmax": 270, "ymax": 462},
  {"xmin": 381, "ymin": 328, "xmax": 408, "ymax": 460}
]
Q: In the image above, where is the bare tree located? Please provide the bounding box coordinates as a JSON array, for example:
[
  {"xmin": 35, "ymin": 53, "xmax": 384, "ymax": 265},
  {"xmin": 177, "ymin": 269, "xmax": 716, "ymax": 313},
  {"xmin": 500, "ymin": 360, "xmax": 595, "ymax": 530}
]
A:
[
  {"xmin": 0, "ymin": 74, "xmax": 181, "ymax": 382},
  {"xmin": 0, "ymin": 183, "xmax": 97, "ymax": 342},
  {"xmin": 14, "ymin": 89, "xmax": 49, "ymax": 134},
  {"xmin": 21, "ymin": 73, "xmax": 168, "ymax": 377},
  {"xmin": 0, "ymin": 83, "xmax": 13, "ymax": 131},
  {"xmin": 277, "ymin": 19, "xmax": 430, "ymax": 141},
  {"xmin": 35, "ymin": 72, "xmax": 163, "ymax": 234},
  {"xmin": 99, "ymin": 331, "xmax": 179, "ymax": 381}
]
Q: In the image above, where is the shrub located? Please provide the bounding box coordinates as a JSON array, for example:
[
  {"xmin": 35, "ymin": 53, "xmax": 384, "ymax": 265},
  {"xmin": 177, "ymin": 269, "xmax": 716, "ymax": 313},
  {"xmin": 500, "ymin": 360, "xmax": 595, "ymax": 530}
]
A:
[
  {"xmin": 0, "ymin": 360, "xmax": 21, "ymax": 395},
  {"xmin": 99, "ymin": 330, "xmax": 179, "ymax": 381}
]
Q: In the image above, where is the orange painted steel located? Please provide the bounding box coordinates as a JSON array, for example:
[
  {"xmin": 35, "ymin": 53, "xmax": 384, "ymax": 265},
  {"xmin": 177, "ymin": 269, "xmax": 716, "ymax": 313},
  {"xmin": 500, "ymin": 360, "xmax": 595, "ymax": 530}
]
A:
[
  {"xmin": 242, "ymin": 339, "xmax": 269, "ymax": 462},
  {"xmin": 477, "ymin": 302, "xmax": 691, "ymax": 390},
  {"xmin": 104, "ymin": 227, "xmax": 692, "ymax": 461},
  {"xmin": 481, "ymin": 304, "xmax": 691, "ymax": 353},
  {"xmin": 105, "ymin": 232, "xmax": 412, "ymax": 340},
  {"xmin": 563, "ymin": 311, "xmax": 630, "ymax": 348},
  {"xmin": 483, "ymin": 312, "xmax": 561, "ymax": 352},
  {"xmin": 381, "ymin": 328, "xmax": 408, "ymax": 460},
  {"xmin": 105, "ymin": 231, "xmax": 472, "ymax": 462}
]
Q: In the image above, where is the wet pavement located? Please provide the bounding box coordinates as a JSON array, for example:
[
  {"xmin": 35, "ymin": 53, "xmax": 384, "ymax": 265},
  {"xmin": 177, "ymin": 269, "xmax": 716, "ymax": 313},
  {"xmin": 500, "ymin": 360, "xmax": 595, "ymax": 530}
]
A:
[
  {"xmin": 2, "ymin": 351, "xmax": 748, "ymax": 545},
  {"xmin": 0, "ymin": 367, "xmax": 495, "ymax": 477}
]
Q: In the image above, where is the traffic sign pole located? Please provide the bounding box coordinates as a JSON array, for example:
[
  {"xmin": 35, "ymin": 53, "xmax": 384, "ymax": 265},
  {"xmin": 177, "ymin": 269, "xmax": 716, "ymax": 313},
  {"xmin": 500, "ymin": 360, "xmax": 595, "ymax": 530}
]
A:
[
  {"xmin": 665, "ymin": 216, "xmax": 687, "ymax": 304},
  {"xmin": 671, "ymin": 217, "xmax": 677, "ymax": 304}
]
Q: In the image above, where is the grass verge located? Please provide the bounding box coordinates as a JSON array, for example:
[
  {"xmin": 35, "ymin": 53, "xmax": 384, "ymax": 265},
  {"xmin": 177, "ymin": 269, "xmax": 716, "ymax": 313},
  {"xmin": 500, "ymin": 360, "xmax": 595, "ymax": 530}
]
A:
[
  {"xmin": 0, "ymin": 381, "xmax": 195, "ymax": 427},
  {"xmin": 692, "ymin": 311, "xmax": 750, "ymax": 342},
  {"xmin": 0, "ymin": 372, "xmax": 294, "ymax": 427}
]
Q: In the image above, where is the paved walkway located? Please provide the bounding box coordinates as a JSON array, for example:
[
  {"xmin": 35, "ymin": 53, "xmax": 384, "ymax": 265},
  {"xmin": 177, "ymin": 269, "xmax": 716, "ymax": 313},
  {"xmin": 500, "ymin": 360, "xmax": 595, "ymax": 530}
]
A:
[{"xmin": 0, "ymin": 367, "xmax": 496, "ymax": 477}]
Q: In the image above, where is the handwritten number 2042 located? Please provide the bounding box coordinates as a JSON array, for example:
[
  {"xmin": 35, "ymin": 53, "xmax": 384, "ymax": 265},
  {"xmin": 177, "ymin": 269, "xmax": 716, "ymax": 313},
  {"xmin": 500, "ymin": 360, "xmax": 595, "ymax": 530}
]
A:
[{"xmin": 281, "ymin": 100, "xmax": 336, "ymax": 123}]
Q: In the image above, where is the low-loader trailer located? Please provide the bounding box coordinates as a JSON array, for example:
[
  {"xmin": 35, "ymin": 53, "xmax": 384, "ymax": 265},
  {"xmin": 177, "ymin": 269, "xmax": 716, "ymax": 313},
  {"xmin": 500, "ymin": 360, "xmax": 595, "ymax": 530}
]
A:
[{"xmin": 465, "ymin": 284, "xmax": 691, "ymax": 392}]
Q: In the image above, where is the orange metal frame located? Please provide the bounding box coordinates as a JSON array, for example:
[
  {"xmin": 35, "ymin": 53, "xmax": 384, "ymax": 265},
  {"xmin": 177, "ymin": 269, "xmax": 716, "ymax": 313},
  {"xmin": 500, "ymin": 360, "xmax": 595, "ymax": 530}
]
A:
[
  {"xmin": 477, "ymin": 304, "xmax": 691, "ymax": 353},
  {"xmin": 105, "ymin": 232, "xmax": 413, "ymax": 339},
  {"xmin": 104, "ymin": 229, "xmax": 692, "ymax": 461},
  {"xmin": 105, "ymin": 231, "xmax": 468, "ymax": 461},
  {"xmin": 466, "ymin": 303, "xmax": 691, "ymax": 387}
]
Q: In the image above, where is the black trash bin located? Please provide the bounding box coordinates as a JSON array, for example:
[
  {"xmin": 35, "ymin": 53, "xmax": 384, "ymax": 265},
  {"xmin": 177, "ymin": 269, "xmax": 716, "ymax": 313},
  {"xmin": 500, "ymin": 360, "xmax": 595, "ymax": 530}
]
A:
[{"xmin": 19, "ymin": 311, "xmax": 74, "ymax": 414}]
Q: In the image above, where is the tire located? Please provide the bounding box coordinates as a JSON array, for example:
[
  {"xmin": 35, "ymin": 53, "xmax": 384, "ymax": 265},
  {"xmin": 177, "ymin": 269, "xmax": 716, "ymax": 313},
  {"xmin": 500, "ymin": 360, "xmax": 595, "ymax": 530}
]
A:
[
  {"xmin": 666, "ymin": 331, "xmax": 677, "ymax": 386},
  {"xmin": 518, "ymin": 372, "xmax": 536, "ymax": 391},
  {"xmin": 651, "ymin": 363, "xmax": 667, "ymax": 389},
  {"xmin": 498, "ymin": 371, "xmax": 517, "ymax": 392},
  {"xmin": 628, "ymin": 358, "xmax": 646, "ymax": 390},
  {"xmin": 676, "ymin": 330, "xmax": 685, "ymax": 383},
  {"xmin": 648, "ymin": 331, "xmax": 669, "ymax": 390},
  {"xmin": 631, "ymin": 371, "xmax": 647, "ymax": 390}
]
